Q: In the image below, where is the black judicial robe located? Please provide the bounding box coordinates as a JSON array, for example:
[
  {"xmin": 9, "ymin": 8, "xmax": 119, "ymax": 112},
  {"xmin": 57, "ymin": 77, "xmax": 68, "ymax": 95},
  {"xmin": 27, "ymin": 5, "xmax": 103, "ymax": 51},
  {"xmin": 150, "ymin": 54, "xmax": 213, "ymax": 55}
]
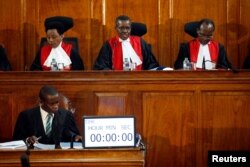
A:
[
  {"xmin": 243, "ymin": 54, "xmax": 250, "ymax": 69},
  {"xmin": 93, "ymin": 38, "xmax": 159, "ymax": 70},
  {"xmin": 30, "ymin": 44, "xmax": 84, "ymax": 71},
  {"xmin": 13, "ymin": 107, "xmax": 80, "ymax": 145},
  {"xmin": 0, "ymin": 45, "xmax": 11, "ymax": 71},
  {"xmin": 174, "ymin": 42, "xmax": 232, "ymax": 70}
]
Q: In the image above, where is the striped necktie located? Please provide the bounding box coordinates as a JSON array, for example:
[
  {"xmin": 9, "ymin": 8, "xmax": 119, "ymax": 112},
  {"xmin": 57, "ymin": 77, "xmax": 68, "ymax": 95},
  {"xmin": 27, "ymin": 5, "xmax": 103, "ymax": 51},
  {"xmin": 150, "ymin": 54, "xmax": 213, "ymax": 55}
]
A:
[{"xmin": 45, "ymin": 113, "xmax": 53, "ymax": 136}]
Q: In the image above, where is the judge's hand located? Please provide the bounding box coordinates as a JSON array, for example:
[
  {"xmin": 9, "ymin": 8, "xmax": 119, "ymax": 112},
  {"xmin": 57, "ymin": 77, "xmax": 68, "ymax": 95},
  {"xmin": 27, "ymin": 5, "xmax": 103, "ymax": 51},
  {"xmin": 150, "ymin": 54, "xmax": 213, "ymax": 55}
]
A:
[
  {"xmin": 74, "ymin": 135, "xmax": 82, "ymax": 142},
  {"xmin": 26, "ymin": 136, "xmax": 39, "ymax": 145}
]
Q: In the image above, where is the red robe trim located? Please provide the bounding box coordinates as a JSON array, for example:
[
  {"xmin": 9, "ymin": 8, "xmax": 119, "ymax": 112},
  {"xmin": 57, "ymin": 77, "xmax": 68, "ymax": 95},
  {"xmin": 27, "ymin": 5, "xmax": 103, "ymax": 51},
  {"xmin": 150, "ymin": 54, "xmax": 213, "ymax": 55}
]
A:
[
  {"xmin": 40, "ymin": 42, "xmax": 72, "ymax": 71},
  {"xmin": 189, "ymin": 39, "xmax": 219, "ymax": 63},
  {"xmin": 108, "ymin": 36, "xmax": 143, "ymax": 70}
]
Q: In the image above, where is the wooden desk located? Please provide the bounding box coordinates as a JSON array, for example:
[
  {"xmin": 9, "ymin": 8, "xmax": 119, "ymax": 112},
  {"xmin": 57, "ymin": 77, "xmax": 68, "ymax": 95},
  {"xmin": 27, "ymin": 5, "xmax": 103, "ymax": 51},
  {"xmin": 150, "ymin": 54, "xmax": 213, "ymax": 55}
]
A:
[
  {"xmin": 0, "ymin": 148, "xmax": 145, "ymax": 167},
  {"xmin": 0, "ymin": 71, "xmax": 250, "ymax": 167}
]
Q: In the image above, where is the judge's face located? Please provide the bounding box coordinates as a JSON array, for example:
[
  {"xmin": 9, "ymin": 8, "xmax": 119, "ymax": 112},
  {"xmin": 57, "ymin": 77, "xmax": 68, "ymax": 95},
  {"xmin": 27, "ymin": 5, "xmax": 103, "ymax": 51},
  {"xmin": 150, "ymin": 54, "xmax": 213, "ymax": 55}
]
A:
[
  {"xmin": 41, "ymin": 94, "xmax": 59, "ymax": 113},
  {"xmin": 197, "ymin": 23, "xmax": 214, "ymax": 45},
  {"xmin": 116, "ymin": 20, "xmax": 131, "ymax": 40},
  {"xmin": 46, "ymin": 29, "xmax": 63, "ymax": 48}
]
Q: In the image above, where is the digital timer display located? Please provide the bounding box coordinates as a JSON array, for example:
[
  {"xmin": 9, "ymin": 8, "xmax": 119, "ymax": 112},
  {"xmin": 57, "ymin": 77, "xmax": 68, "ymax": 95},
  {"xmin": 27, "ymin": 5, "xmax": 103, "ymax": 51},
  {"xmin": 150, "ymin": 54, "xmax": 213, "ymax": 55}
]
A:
[{"xmin": 82, "ymin": 116, "xmax": 136, "ymax": 148}]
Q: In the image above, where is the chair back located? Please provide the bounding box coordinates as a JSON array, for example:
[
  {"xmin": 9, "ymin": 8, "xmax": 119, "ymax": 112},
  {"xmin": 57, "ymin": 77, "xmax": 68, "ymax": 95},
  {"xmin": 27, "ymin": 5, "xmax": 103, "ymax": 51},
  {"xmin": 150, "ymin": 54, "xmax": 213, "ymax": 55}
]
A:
[
  {"xmin": 184, "ymin": 21, "xmax": 199, "ymax": 38},
  {"xmin": 131, "ymin": 22, "xmax": 147, "ymax": 37}
]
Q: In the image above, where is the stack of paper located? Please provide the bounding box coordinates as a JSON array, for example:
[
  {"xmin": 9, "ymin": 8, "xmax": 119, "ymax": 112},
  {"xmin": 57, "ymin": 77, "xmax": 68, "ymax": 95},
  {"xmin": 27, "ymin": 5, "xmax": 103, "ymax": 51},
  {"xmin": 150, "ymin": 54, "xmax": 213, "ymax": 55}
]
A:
[{"xmin": 0, "ymin": 140, "xmax": 26, "ymax": 150}]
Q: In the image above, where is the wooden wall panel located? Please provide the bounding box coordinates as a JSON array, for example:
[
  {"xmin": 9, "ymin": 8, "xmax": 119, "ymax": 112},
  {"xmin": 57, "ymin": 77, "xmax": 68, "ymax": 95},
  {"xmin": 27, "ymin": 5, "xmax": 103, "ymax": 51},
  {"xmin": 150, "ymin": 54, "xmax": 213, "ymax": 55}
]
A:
[
  {"xmin": 0, "ymin": 71, "xmax": 249, "ymax": 167},
  {"xmin": 0, "ymin": 0, "xmax": 250, "ymax": 70},
  {"xmin": 95, "ymin": 92, "xmax": 128, "ymax": 115},
  {"xmin": 143, "ymin": 92, "xmax": 196, "ymax": 167},
  {"xmin": 239, "ymin": 0, "xmax": 250, "ymax": 68},
  {"xmin": 0, "ymin": 94, "xmax": 13, "ymax": 142},
  {"xmin": 0, "ymin": 1, "xmax": 23, "ymax": 70},
  {"xmin": 199, "ymin": 91, "xmax": 250, "ymax": 165}
]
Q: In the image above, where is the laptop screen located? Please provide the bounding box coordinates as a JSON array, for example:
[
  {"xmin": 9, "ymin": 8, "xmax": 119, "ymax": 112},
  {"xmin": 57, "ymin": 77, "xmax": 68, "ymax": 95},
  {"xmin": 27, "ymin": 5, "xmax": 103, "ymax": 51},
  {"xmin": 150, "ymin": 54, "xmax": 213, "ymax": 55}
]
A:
[{"xmin": 82, "ymin": 116, "xmax": 136, "ymax": 148}]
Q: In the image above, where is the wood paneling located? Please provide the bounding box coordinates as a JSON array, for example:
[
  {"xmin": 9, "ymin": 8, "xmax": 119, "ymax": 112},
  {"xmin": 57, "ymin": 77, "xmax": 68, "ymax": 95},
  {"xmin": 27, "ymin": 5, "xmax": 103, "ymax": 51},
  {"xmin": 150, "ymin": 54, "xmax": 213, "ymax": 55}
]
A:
[
  {"xmin": 0, "ymin": 0, "xmax": 249, "ymax": 70},
  {"xmin": 0, "ymin": 71, "xmax": 250, "ymax": 167},
  {"xmin": 0, "ymin": 149, "xmax": 145, "ymax": 167}
]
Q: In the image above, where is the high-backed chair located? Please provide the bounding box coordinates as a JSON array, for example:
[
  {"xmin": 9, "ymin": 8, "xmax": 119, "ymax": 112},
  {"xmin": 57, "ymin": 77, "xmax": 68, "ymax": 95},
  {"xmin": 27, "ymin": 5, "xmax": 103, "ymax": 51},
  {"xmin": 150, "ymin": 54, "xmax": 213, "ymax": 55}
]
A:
[
  {"xmin": 131, "ymin": 22, "xmax": 147, "ymax": 37},
  {"xmin": 184, "ymin": 21, "xmax": 199, "ymax": 38}
]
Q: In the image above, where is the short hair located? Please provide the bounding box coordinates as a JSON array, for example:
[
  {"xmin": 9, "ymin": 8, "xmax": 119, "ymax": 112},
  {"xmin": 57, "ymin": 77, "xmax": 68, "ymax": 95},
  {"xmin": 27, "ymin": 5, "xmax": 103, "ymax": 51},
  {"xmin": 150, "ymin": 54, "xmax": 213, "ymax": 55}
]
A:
[
  {"xmin": 198, "ymin": 18, "xmax": 215, "ymax": 31},
  {"xmin": 115, "ymin": 15, "xmax": 131, "ymax": 27},
  {"xmin": 39, "ymin": 85, "xmax": 59, "ymax": 101}
]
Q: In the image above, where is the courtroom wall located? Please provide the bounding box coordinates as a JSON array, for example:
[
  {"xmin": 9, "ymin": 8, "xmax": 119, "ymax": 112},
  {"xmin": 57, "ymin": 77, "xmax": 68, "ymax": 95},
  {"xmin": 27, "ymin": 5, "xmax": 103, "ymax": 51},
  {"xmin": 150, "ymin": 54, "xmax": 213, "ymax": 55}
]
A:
[{"xmin": 0, "ymin": 0, "xmax": 249, "ymax": 70}]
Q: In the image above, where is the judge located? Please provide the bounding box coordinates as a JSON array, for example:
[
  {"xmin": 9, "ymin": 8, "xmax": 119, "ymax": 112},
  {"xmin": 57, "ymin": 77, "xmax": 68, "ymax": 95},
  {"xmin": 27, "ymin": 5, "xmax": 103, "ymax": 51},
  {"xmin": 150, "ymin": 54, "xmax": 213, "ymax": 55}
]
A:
[
  {"xmin": 0, "ymin": 44, "xmax": 11, "ymax": 71},
  {"xmin": 93, "ymin": 15, "xmax": 159, "ymax": 70},
  {"xmin": 174, "ymin": 18, "xmax": 232, "ymax": 70},
  {"xmin": 30, "ymin": 16, "xmax": 84, "ymax": 71},
  {"xmin": 12, "ymin": 85, "xmax": 81, "ymax": 148}
]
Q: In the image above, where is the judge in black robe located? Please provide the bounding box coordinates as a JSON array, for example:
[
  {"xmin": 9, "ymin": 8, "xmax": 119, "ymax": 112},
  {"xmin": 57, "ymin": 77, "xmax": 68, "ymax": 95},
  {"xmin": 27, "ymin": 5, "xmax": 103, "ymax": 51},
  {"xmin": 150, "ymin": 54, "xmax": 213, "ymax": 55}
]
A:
[
  {"xmin": 0, "ymin": 45, "xmax": 11, "ymax": 71},
  {"xmin": 93, "ymin": 15, "xmax": 159, "ymax": 70},
  {"xmin": 30, "ymin": 47, "xmax": 84, "ymax": 71},
  {"xmin": 174, "ymin": 42, "xmax": 232, "ymax": 70},
  {"xmin": 30, "ymin": 16, "xmax": 84, "ymax": 71},
  {"xmin": 174, "ymin": 18, "xmax": 232, "ymax": 70},
  {"xmin": 93, "ymin": 38, "xmax": 159, "ymax": 70}
]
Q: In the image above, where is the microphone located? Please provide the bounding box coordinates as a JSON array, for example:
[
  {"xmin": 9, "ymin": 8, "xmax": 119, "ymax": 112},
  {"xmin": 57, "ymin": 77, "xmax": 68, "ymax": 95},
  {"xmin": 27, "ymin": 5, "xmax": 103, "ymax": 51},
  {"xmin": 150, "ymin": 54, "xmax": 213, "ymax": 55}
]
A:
[
  {"xmin": 20, "ymin": 141, "xmax": 31, "ymax": 167},
  {"xmin": 20, "ymin": 153, "xmax": 30, "ymax": 167},
  {"xmin": 202, "ymin": 57, "xmax": 206, "ymax": 70},
  {"xmin": 70, "ymin": 133, "xmax": 74, "ymax": 149}
]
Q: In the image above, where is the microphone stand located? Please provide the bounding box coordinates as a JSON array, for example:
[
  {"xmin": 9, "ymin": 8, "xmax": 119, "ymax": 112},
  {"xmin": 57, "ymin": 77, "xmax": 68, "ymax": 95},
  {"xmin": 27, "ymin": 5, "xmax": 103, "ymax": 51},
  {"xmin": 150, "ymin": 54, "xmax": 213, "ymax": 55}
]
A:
[
  {"xmin": 20, "ymin": 141, "xmax": 31, "ymax": 167},
  {"xmin": 202, "ymin": 57, "xmax": 206, "ymax": 70}
]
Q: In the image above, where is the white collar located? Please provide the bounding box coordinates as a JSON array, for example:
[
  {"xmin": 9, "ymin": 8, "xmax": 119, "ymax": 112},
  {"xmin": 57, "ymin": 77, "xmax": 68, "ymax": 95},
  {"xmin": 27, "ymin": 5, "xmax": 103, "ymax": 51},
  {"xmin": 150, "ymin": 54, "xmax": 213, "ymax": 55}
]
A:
[
  {"xmin": 43, "ymin": 42, "xmax": 72, "ymax": 67},
  {"xmin": 196, "ymin": 43, "xmax": 214, "ymax": 69},
  {"xmin": 119, "ymin": 37, "xmax": 142, "ymax": 66}
]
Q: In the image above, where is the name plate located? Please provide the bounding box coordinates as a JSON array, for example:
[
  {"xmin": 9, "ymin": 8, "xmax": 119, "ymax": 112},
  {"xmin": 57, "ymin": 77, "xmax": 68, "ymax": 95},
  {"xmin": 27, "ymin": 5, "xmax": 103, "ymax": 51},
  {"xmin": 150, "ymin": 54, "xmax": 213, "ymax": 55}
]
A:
[{"xmin": 82, "ymin": 116, "xmax": 136, "ymax": 148}]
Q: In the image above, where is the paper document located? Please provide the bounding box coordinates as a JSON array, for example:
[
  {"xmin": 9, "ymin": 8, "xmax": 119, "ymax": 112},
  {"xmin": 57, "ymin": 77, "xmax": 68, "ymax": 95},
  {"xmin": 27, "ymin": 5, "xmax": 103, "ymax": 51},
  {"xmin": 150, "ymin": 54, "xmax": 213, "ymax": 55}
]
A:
[
  {"xmin": 0, "ymin": 140, "xmax": 26, "ymax": 149},
  {"xmin": 60, "ymin": 142, "xmax": 83, "ymax": 149},
  {"xmin": 34, "ymin": 143, "xmax": 55, "ymax": 150}
]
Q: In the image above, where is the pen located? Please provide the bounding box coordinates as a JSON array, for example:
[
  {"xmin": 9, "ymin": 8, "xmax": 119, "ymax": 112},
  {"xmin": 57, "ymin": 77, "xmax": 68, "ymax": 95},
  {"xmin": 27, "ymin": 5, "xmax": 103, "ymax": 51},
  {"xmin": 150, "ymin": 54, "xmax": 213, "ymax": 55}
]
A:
[{"xmin": 36, "ymin": 136, "xmax": 42, "ymax": 142}]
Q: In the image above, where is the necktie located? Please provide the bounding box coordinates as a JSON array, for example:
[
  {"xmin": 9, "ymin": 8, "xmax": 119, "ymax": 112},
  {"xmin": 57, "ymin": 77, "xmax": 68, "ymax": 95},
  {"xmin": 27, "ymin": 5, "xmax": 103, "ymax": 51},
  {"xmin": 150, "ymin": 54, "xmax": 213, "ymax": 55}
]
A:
[{"xmin": 45, "ymin": 113, "xmax": 53, "ymax": 136}]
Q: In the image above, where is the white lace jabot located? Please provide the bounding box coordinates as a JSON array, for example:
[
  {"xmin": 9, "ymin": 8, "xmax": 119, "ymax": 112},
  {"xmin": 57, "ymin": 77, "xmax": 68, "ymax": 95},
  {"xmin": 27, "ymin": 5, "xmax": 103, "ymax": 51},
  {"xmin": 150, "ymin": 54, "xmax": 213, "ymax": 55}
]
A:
[
  {"xmin": 43, "ymin": 42, "xmax": 72, "ymax": 67},
  {"xmin": 119, "ymin": 38, "xmax": 142, "ymax": 66}
]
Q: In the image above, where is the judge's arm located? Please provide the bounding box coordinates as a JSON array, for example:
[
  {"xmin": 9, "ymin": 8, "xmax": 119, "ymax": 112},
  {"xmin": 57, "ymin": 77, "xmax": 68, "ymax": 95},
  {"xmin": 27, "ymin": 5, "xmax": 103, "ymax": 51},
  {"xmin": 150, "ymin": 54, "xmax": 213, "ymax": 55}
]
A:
[
  {"xmin": 30, "ymin": 50, "xmax": 43, "ymax": 71},
  {"xmin": 140, "ymin": 39, "xmax": 159, "ymax": 70},
  {"xmin": 70, "ymin": 48, "xmax": 84, "ymax": 70},
  {"xmin": 0, "ymin": 45, "xmax": 11, "ymax": 71},
  {"xmin": 63, "ymin": 111, "xmax": 81, "ymax": 141},
  {"xmin": 217, "ymin": 44, "xmax": 232, "ymax": 69},
  {"xmin": 12, "ymin": 112, "xmax": 29, "ymax": 141},
  {"xmin": 174, "ymin": 43, "xmax": 189, "ymax": 69},
  {"xmin": 93, "ymin": 42, "xmax": 113, "ymax": 70}
]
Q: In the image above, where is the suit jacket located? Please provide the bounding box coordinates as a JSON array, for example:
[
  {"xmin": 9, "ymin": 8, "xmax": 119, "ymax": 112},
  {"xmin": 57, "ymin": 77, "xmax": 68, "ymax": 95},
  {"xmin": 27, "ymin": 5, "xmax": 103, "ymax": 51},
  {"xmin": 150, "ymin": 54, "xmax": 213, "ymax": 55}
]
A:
[
  {"xmin": 13, "ymin": 106, "xmax": 80, "ymax": 145},
  {"xmin": 174, "ymin": 42, "xmax": 232, "ymax": 70}
]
